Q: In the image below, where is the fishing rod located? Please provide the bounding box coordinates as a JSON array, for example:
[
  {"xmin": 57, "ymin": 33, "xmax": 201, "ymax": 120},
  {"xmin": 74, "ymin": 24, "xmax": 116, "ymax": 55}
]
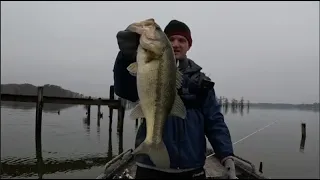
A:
[{"xmin": 207, "ymin": 120, "xmax": 278, "ymax": 158}]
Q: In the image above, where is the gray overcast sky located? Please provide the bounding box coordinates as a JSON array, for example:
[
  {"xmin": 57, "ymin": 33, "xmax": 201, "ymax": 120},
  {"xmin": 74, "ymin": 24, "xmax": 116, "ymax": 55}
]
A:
[{"xmin": 1, "ymin": 1, "xmax": 319, "ymax": 104}]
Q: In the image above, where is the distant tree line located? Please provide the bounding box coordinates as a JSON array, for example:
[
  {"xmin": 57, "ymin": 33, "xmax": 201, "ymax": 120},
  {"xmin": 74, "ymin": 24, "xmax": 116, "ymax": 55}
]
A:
[
  {"xmin": 217, "ymin": 95, "xmax": 319, "ymax": 112},
  {"xmin": 249, "ymin": 102, "xmax": 319, "ymax": 111},
  {"xmin": 217, "ymin": 96, "xmax": 249, "ymax": 108},
  {"xmin": 1, "ymin": 83, "xmax": 85, "ymax": 112}
]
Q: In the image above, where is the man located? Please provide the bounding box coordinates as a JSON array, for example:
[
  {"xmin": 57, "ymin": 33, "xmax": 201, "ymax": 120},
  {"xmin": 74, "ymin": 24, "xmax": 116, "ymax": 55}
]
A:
[{"xmin": 113, "ymin": 19, "xmax": 237, "ymax": 179}]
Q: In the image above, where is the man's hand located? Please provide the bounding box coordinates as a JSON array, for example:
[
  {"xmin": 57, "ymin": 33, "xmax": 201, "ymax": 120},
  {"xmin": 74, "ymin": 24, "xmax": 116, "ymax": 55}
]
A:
[
  {"xmin": 224, "ymin": 158, "xmax": 238, "ymax": 179},
  {"xmin": 116, "ymin": 26, "xmax": 140, "ymax": 55}
]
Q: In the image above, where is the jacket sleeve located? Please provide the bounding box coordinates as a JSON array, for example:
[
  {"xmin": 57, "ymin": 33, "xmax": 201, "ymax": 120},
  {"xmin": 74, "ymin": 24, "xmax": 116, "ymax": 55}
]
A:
[
  {"xmin": 113, "ymin": 30, "xmax": 140, "ymax": 102},
  {"xmin": 203, "ymin": 88, "xmax": 234, "ymax": 161},
  {"xmin": 113, "ymin": 51, "xmax": 139, "ymax": 102}
]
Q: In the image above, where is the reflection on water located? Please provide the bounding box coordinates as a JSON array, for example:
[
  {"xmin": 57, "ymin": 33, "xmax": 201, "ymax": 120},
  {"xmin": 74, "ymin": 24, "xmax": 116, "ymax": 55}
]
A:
[
  {"xmin": 223, "ymin": 105, "xmax": 310, "ymax": 154},
  {"xmin": 97, "ymin": 120, "xmax": 101, "ymax": 142},
  {"xmin": 222, "ymin": 104, "xmax": 248, "ymax": 116},
  {"xmin": 1, "ymin": 128, "xmax": 119, "ymax": 178},
  {"xmin": 0, "ymin": 102, "xmax": 76, "ymax": 113},
  {"xmin": 36, "ymin": 128, "xmax": 44, "ymax": 179},
  {"xmin": 239, "ymin": 106, "xmax": 244, "ymax": 116},
  {"xmin": 83, "ymin": 117, "xmax": 90, "ymax": 136},
  {"xmin": 1, "ymin": 154, "xmax": 114, "ymax": 178},
  {"xmin": 83, "ymin": 114, "xmax": 102, "ymax": 141},
  {"xmin": 231, "ymin": 106, "xmax": 237, "ymax": 114},
  {"xmin": 299, "ymin": 123, "xmax": 307, "ymax": 153},
  {"xmin": 1, "ymin": 105, "xmax": 319, "ymax": 179},
  {"xmin": 224, "ymin": 104, "xmax": 229, "ymax": 114},
  {"xmin": 300, "ymin": 135, "xmax": 306, "ymax": 153},
  {"xmin": 0, "ymin": 107, "xmax": 123, "ymax": 179},
  {"xmin": 117, "ymin": 132, "xmax": 124, "ymax": 155},
  {"xmin": 108, "ymin": 130, "xmax": 113, "ymax": 159}
]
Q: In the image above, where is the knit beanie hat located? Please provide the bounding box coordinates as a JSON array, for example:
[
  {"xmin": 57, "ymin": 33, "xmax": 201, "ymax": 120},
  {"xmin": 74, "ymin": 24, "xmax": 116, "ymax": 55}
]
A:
[{"xmin": 164, "ymin": 20, "xmax": 192, "ymax": 47}]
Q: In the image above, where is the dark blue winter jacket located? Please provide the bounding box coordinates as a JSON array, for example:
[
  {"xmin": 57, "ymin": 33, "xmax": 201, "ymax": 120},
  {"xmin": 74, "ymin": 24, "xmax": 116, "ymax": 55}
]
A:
[{"xmin": 113, "ymin": 30, "xmax": 234, "ymax": 170}]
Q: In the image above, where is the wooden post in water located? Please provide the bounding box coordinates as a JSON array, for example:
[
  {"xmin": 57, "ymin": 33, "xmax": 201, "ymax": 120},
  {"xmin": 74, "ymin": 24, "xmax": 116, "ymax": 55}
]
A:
[
  {"xmin": 109, "ymin": 114, "xmax": 113, "ymax": 132},
  {"xmin": 97, "ymin": 98, "xmax": 101, "ymax": 121},
  {"xmin": 109, "ymin": 86, "xmax": 115, "ymax": 118},
  {"xmin": 301, "ymin": 123, "xmax": 306, "ymax": 138},
  {"xmin": 259, "ymin": 162, "xmax": 263, "ymax": 173},
  {"xmin": 300, "ymin": 122, "xmax": 306, "ymax": 152},
  {"xmin": 35, "ymin": 87, "xmax": 44, "ymax": 143},
  {"xmin": 117, "ymin": 131, "xmax": 124, "ymax": 154},
  {"xmin": 109, "ymin": 86, "xmax": 115, "ymax": 132},
  {"xmin": 107, "ymin": 130, "xmax": 113, "ymax": 158},
  {"xmin": 117, "ymin": 98, "xmax": 125, "ymax": 133},
  {"xmin": 97, "ymin": 109, "xmax": 101, "ymax": 128},
  {"xmin": 86, "ymin": 96, "xmax": 91, "ymax": 123},
  {"xmin": 35, "ymin": 86, "xmax": 44, "ymax": 179}
]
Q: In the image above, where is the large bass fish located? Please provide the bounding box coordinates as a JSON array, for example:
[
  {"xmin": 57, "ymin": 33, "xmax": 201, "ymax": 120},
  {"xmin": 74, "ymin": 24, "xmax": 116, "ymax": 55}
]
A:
[{"xmin": 126, "ymin": 18, "xmax": 187, "ymax": 169}]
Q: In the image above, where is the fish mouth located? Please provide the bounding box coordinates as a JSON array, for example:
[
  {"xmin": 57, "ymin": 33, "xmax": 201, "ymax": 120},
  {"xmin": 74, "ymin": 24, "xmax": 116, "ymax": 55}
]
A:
[{"xmin": 127, "ymin": 18, "xmax": 157, "ymax": 34}]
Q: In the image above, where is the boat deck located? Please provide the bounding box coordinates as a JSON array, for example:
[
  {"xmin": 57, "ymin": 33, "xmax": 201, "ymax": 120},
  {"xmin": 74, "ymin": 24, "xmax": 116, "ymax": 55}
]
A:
[
  {"xmin": 96, "ymin": 149, "xmax": 267, "ymax": 179},
  {"xmin": 114, "ymin": 156, "xmax": 227, "ymax": 179}
]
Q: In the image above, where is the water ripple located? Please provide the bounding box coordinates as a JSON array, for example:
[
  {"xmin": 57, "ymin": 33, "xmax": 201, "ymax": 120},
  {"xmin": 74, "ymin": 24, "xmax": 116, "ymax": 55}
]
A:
[{"xmin": 1, "ymin": 153, "xmax": 114, "ymax": 178}]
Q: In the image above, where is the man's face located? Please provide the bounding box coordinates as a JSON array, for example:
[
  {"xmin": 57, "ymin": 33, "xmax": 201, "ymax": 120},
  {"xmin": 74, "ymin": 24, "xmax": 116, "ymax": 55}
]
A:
[{"xmin": 169, "ymin": 35, "xmax": 190, "ymax": 60}]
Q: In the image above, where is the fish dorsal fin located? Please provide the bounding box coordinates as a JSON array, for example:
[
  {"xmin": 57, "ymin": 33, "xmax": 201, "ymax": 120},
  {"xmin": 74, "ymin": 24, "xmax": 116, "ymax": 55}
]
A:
[
  {"xmin": 127, "ymin": 62, "xmax": 138, "ymax": 76},
  {"xmin": 176, "ymin": 69, "xmax": 183, "ymax": 89},
  {"xmin": 130, "ymin": 103, "xmax": 145, "ymax": 120},
  {"xmin": 169, "ymin": 94, "xmax": 186, "ymax": 119}
]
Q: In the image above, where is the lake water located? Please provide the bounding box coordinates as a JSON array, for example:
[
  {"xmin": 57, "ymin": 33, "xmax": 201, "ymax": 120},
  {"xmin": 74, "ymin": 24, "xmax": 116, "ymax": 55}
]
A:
[{"xmin": 1, "ymin": 105, "xmax": 319, "ymax": 179}]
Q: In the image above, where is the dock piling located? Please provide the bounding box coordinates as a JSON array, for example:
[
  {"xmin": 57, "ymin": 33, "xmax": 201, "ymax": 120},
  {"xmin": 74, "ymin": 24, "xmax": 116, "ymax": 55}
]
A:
[
  {"xmin": 117, "ymin": 131, "xmax": 124, "ymax": 154},
  {"xmin": 35, "ymin": 86, "xmax": 44, "ymax": 179},
  {"xmin": 109, "ymin": 86, "xmax": 114, "ymax": 119},
  {"xmin": 109, "ymin": 86, "xmax": 115, "ymax": 132},
  {"xmin": 107, "ymin": 129, "xmax": 113, "ymax": 158},
  {"xmin": 259, "ymin": 162, "xmax": 263, "ymax": 173},
  {"xmin": 35, "ymin": 87, "xmax": 44, "ymax": 143},
  {"xmin": 1, "ymin": 84, "xmax": 122, "ymax": 138},
  {"xmin": 86, "ymin": 96, "xmax": 91, "ymax": 123},
  {"xmin": 300, "ymin": 122, "xmax": 307, "ymax": 152},
  {"xmin": 301, "ymin": 123, "xmax": 306, "ymax": 138},
  {"xmin": 117, "ymin": 100, "xmax": 125, "ymax": 133},
  {"xmin": 97, "ymin": 98, "xmax": 101, "ymax": 121}
]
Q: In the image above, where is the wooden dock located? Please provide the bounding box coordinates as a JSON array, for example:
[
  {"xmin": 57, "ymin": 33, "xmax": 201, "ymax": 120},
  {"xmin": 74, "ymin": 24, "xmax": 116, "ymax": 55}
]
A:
[
  {"xmin": 1, "ymin": 93, "xmax": 120, "ymax": 107},
  {"xmin": 1, "ymin": 85, "xmax": 127, "ymax": 179},
  {"xmin": 1, "ymin": 85, "xmax": 125, "ymax": 132}
]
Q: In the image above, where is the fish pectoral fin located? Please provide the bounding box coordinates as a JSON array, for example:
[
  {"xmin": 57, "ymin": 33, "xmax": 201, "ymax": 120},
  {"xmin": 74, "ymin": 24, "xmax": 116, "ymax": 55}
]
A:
[
  {"xmin": 130, "ymin": 104, "xmax": 145, "ymax": 120},
  {"xmin": 170, "ymin": 94, "xmax": 187, "ymax": 119},
  {"xmin": 127, "ymin": 62, "xmax": 138, "ymax": 76},
  {"xmin": 120, "ymin": 98, "xmax": 139, "ymax": 110},
  {"xmin": 133, "ymin": 141, "xmax": 170, "ymax": 169},
  {"xmin": 176, "ymin": 69, "xmax": 183, "ymax": 89}
]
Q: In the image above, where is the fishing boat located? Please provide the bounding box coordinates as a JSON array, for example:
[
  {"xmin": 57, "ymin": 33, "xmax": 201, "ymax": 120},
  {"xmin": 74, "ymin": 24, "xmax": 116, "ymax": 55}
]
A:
[{"xmin": 96, "ymin": 148, "xmax": 268, "ymax": 179}]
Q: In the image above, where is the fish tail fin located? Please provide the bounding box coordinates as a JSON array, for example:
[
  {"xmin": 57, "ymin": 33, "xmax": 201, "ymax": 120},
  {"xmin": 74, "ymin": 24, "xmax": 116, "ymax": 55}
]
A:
[{"xmin": 133, "ymin": 140, "xmax": 170, "ymax": 169}]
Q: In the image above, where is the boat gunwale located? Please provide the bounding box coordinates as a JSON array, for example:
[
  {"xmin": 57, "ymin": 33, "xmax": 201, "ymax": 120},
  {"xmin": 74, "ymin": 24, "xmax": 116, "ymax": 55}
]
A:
[{"xmin": 96, "ymin": 149, "xmax": 268, "ymax": 179}]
